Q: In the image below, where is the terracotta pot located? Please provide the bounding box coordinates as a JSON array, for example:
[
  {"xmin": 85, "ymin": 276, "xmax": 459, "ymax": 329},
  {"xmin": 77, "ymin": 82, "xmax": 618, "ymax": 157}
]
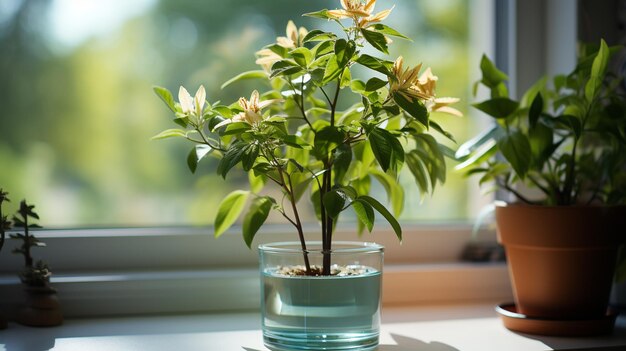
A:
[
  {"xmin": 496, "ymin": 203, "xmax": 626, "ymax": 319},
  {"xmin": 17, "ymin": 285, "xmax": 63, "ymax": 327}
]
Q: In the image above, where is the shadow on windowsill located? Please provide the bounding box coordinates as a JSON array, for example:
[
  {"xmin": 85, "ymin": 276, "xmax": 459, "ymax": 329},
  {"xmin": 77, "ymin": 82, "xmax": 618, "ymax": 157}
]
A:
[
  {"xmin": 243, "ymin": 333, "xmax": 460, "ymax": 351},
  {"xmin": 508, "ymin": 319, "xmax": 626, "ymax": 351}
]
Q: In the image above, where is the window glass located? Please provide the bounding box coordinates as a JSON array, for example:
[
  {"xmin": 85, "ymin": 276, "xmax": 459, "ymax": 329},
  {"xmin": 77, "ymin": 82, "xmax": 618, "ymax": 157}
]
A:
[{"xmin": 0, "ymin": 0, "xmax": 490, "ymax": 227}]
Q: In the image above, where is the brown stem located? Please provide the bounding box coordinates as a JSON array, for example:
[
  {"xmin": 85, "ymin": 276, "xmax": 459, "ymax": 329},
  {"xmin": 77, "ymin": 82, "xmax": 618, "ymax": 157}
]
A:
[
  {"xmin": 497, "ymin": 179, "xmax": 541, "ymax": 205},
  {"xmin": 23, "ymin": 215, "xmax": 32, "ymax": 268},
  {"xmin": 280, "ymin": 168, "xmax": 311, "ymax": 274},
  {"xmin": 322, "ymin": 164, "xmax": 333, "ymax": 275}
]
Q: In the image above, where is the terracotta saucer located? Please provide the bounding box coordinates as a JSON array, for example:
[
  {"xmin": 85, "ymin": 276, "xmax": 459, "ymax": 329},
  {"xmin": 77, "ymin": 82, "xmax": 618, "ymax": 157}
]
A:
[{"xmin": 495, "ymin": 303, "xmax": 618, "ymax": 337}]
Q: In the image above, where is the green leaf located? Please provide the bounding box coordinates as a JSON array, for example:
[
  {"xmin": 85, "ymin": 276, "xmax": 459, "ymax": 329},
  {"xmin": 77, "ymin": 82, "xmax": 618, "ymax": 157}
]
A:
[
  {"xmin": 405, "ymin": 150, "xmax": 429, "ymax": 194},
  {"xmin": 314, "ymin": 126, "xmax": 344, "ymax": 158},
  {"xmin": 528, "ymin": 93, "xmax": 543, "ymax": 129},
  {"xmin": 356, "ymin": 54, "xmax": 392, "ymax": 76},
  {"xmin": 333, "ymin": 144, "xmax": 352, "ymax": 184},
  {"xmin": 303, "ymin": 9, "xmax": 332, "ymax": 19},
  {"xmin": 187, "ymin": 144, "xmax": 212, "ymax": 174},
  {"xmin": 214, "ymin": 190, "xmax": 250, "ymax": 238},
  {"xmin": 367, "ymin": 127, "xmax": 404, "ymax": 172},
  {"xmin": 312, "ymin": 40, "xmax": 334, "ymax": 58},
  {"xmin": 553, "ymin": 75, "xmax": 567, "ymax": 92},
  {"xmin": 340, "ymin": 66, "xmax": 352, "ymax": 88},
  {"xmin": 393, "ymin": 92, "xmax": 428, "ymax": 126},
  {"xmin": 370, "ymin": 169, "xmax": 404, "ymax": 216},
  {"xmin": 291, "ymin": 47, "xmax": 314, "ymax": 67},
  {"xmin": 270, "ymin": 60, "xmax": 302, "ymax": 78},
  {"xmin": 303, "ymin": 29, "xmax": 337, "ymax": 42},
  {"xmin": 361, "ymin": 28, "xmax": 389, "ymax": 54},
  {"xmin": 323, "ymin": 189, "xmax": 348, "ymax": 219},
  {"xmin": 213, "ymin": 106, "xmax": 233, "ymax": 118},
  {"xmin": 351, "ymin": 174, "xmax": 371, "ymax": 196},
  {"xmin": 429, "ymin": 120, "xmax": 455, "ymax": 143},
  {"xmin": 365, "ymin": 77, "xmax": 388, "ymax": 92},
  {"xmin": 217, "ymin": 142, "xmax": 246, "ymax": 178},
  {"xmin": 153, "ymin": 86, "xmax": 176, "ymax": 112},
  {"xmin": 242, "ymin": 197, "xmax": 272, "ymax": 248},
  {"xmin": 521, "ymin": 76, "xmax": 547, "ymax": 107},
  {"xmin": 591, "ymin": 39, "xmax": 610, "ymax": 79},
  {"xmin": 456, "ymin": 125, "xmax": 500, "ymax": 159},
  {"xmin": 151, "ymin": 129, "xmax": 187, "ymax": 140},
  {"xmin": 221, "ymin": 70, "xmax": 267, "ymax": 89},
  {"xmin": 585, "ymin": 39, "xmax": 610, "ymax": 101},
  {"xmin": 282, "ymin": 134, "xmax": 309, "ymax": 149},
  {"xmin": 334, "ymin": 39, "xmax": 355, "ymax": 66},
  {"xmin": 415, "ymin": 133, "xmax": 446, "ymax": 190},
  {"xmin": 455, "ymin": 139, "xmax": 497, "ymax": 171},
  {"xmin": 366, "ymin": 24, "xmax": 410, "ymax": 40},
  {"xmin": 241, "ymin": 143, "xmax": 259, "ymax": 171},
  {"xmin": 529, "ymin": 122, "xmax": 553, "ymax": 167},
  {"xmin": 473, "ymin": 98, "xmax": 519, "ymax": 119},
  {"xmin": 491, "ymin": 82, "xmax": 509, "ymax": 99},
  {"xmin": 356, "ymin": 196, "xmax": 402, "ymax": 241},
  {"xmin": 248, "ymin": 171, "xmax": 266, "ymax": 193},
  {"xmin": 322, "ymin": 54, "xmax": 342, "ymax": 83},
  {"xmin": 498, "ymin": 131, "xmax": 531, "ymax": 178},
  {"xmin": 350, "ymin": 79, "xmax": 366, "ymax": 94},
  {"xmin": 561, "ymin": 114, "xmax": 582, "ymax": 139},
  {"xmin": 352, "ymin": 200, "xmax": 374, "ymax": 232},
  {"xmin": 267, "ymin": 44, "xmax": 289, "ymax": 58},
  {"xmin": 479, "ymin": 54, "xmax": 508, "ymax": 88},
  {"xmin": 219, "ymin": 122, "xmax": 251, "ymax": 136}
]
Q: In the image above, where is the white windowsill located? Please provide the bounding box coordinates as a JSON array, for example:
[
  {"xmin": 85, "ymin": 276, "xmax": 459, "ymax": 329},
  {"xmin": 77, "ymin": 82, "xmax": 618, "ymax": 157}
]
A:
[
  {"xmin": 0, "ymin": 262, "xmax": 512, "ymax": 317},
  {"xmin": 0, "ymin": 223, "xmax": 505, "ymax": 317},
  {"xmin": 2, "ymin": 303, "xmax": 625, "ymax": 351}
]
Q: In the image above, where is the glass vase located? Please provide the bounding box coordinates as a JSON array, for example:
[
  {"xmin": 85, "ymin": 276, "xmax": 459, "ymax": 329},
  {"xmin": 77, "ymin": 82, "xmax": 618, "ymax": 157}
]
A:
[{"xmin": 258, "ymin": 241, "xmax": 384, "ymax": 351}]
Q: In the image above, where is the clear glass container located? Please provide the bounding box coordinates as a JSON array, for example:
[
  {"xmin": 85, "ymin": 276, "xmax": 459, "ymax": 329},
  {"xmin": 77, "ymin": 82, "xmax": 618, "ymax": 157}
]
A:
[{"xmin": 258, "ymin": 241, "xmax": 384, "ymax": 351}]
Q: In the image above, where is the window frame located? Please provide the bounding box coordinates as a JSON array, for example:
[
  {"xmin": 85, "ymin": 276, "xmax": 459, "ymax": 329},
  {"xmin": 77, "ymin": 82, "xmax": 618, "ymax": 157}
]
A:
[{"xmin": 0, "ymin": 0, "xmax": 580, "ymax": 318}]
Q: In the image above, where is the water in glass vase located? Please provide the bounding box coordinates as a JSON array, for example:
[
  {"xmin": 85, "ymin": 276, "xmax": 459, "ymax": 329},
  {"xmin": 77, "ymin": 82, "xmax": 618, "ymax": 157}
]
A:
[{"xmin": 261, "ymin": 265, "xmax": 381, "ymax": 351}]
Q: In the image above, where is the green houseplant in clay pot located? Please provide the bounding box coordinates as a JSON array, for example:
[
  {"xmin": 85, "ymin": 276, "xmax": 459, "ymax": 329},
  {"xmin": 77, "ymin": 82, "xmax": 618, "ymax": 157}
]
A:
[
  {"xmin": 153, "ymin": 0, "xmax": 462, "ymax": 349},
  {"xmin": 457, "ymin": 40, "xmax": 626, "ymax": 335},
  {"xmin": 10, "ymin": 199, "xmax": 63, "ymax": 327}
]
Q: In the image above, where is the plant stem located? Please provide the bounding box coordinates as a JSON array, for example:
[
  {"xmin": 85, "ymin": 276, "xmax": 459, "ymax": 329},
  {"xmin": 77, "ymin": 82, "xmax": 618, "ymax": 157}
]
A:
[
  {"xmin": 23, "ymin": 214, "xmax": 32, "ymax": 268},
  {"xmin": 278, "ymin": 166, "xmax": 311, "ymax": 274},
  {"xmin": 287, "ymin": 80, "xmax": 314, "ymax": 131},
  {"xmin": 323, "ymin": 165, "xmax": 333, "ymax": 275},
  {"xmin": 321, "ymin": 80, "xmax": 342, "ymax": 276},
  {"xmin": 497, "ymin": 178, "xmax": 541, "ymax": 205}
]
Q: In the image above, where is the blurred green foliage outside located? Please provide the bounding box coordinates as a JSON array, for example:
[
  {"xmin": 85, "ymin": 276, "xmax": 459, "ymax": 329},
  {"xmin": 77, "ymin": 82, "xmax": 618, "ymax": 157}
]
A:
[{"xmin": 0, "ymin": 0, "xmax": 480, "ymax": 227}]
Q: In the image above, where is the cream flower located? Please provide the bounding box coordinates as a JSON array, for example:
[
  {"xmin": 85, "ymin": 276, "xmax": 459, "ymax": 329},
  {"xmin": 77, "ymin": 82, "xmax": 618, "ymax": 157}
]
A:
[
  {"xmin": 413, "ymin": 68, "xmax": 463, "ymax": 117},
  {"xmin": 178, "ymin": 85, "xmax": 206, "ymax": 117},
  {"xmin": 276, "ymin": 20, "xmax": 308, "ymax": 48},
  {"xmin": 328, "ymin": 0, "xmax": 393, "ymax": 28},
  {"xmin": 389, "ymin": 56, "xmax": 423, "ymax": 100},
  {"xmin": 389, "ymin": 57, "xmax": 462, "ymax": 117},
  {"xmin": 255, "ymin": 48, "xmax": 283, "ymax": 72},
  {"xmin": 255, "ymin": 21, "xmax": 308, "ymax": 71},
  {"xmin": 213, "ymin": 90, "xmax": 281, "ymax": 130}
]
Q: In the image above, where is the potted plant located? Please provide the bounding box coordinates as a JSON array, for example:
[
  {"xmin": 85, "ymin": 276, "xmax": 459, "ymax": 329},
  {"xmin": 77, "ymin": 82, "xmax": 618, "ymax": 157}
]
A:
[
  {"xmin": 10, "ymin": 199, "xmax": 63, "ymax": 327},
  {"xmin": 457, "ymin": 40, "xmax": 626, "ymax": 335},
  {"xmin": 154, "ymin": 1, "xmax": 461, "ymax": 349}
]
